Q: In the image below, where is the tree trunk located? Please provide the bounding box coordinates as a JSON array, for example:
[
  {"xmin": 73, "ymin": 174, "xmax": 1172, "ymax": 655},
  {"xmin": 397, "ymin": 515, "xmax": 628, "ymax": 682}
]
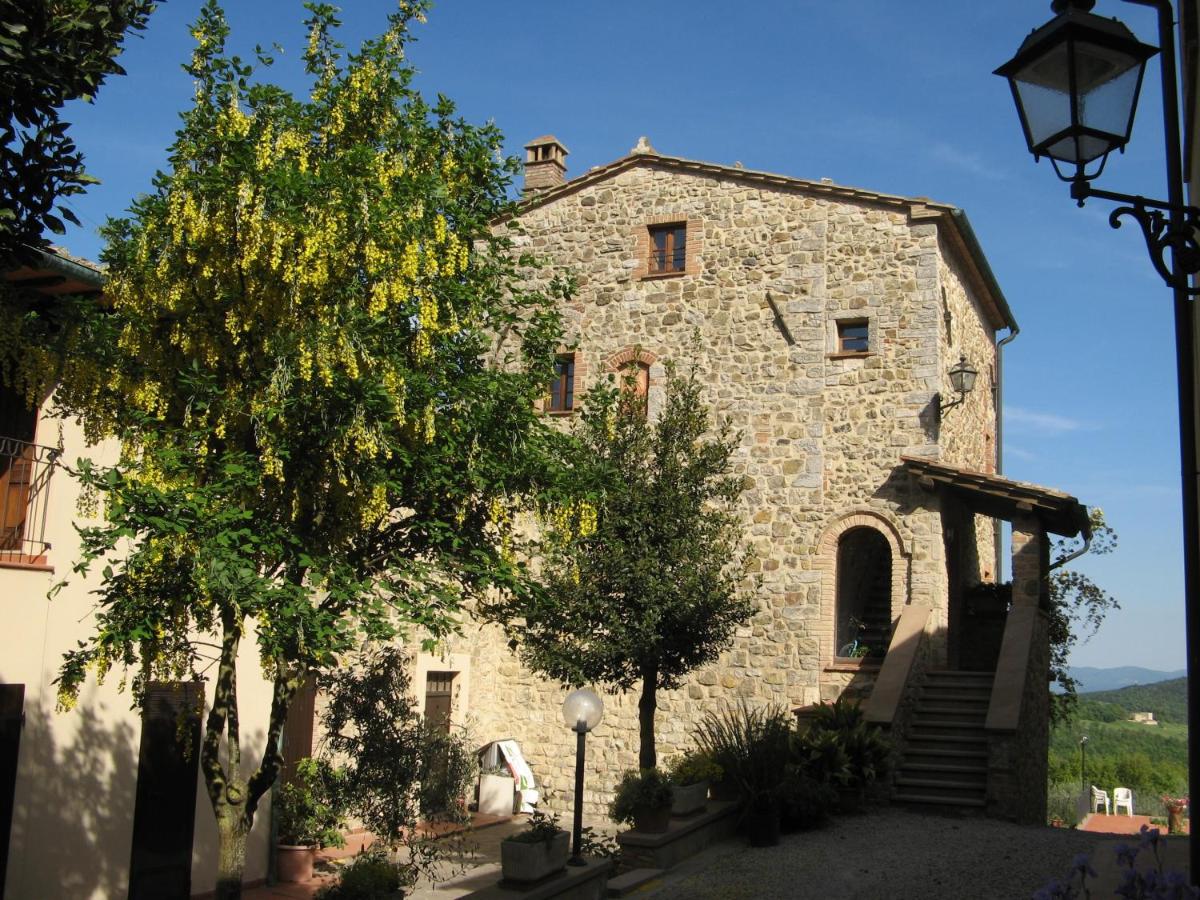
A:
[
  {"xmin": 638, "ymin": 668, "xmax": 657, "ymax": 771},
  {"xmin": 215, "ymin": 796, "xmax": 250, "ymax": 900}
]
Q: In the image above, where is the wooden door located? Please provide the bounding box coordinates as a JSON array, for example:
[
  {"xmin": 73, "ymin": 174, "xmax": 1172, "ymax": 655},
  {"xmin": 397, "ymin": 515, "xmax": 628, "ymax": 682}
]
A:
[
  {"xmin": 0, "ymin": 685, "xmax": 23, "ymax": 900},
  {"xmin": 127, "ymin": 683, "xmax": 203, "ymax": 900}
]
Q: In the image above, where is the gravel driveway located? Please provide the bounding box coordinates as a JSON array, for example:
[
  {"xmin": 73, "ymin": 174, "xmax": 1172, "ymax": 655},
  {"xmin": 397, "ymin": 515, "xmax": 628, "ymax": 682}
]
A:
[{"xmin": 642, "ymin": 807, "xmax": 1101, "ymax": 900}]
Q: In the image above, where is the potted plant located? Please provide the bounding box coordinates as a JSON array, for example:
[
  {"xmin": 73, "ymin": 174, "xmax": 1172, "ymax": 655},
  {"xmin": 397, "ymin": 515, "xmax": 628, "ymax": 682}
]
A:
[
  {"xmin": 696, "ymin": 703, "xmax": 791, "ymax": 847},
  {"xmin": 666, "ymin": 751, "xmax": 721, "ymax": 816},
  {"xmin": 275, "ymin": 758, "xmax": 347, "ymax": 883},
  {"xmin": 500, "ymin": 810, "xmax": 570, "ymax": 884},
  {"xmin": 478, "ymin": 763, "xmax": 516, "ymax": 817},
  {"xmin": 1162, "ymin": 795, "xmax": 1189, "ymax": 834},
  {"xmin": 609, "ymin": 768, "xmax": 673, "ymax": 833}
]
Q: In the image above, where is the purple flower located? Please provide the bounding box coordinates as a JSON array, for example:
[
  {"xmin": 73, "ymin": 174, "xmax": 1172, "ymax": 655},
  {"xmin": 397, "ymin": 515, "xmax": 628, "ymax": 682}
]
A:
[
  {"xmin": 1115, "ymin": 843, "xmax": 1139, "ymax": 868},
  {"xmin": 1071, "ymin": 853, "xmax": 1097, "ymax": 879}
]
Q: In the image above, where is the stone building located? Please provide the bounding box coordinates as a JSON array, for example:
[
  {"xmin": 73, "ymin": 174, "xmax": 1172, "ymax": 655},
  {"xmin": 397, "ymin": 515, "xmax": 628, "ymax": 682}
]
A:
[{"xmin": 405, "ymin": 136, "xmax": 1091, "ymax": 825}]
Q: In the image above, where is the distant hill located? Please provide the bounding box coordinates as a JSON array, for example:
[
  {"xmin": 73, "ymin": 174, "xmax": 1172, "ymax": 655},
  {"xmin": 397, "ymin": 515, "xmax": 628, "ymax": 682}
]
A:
[
  {"xmin": 1077, "ymin": 677, "xmax": 1187, "ymax": 725},
  {"xmin": 1068, "ymin": 666, "xmax": 1187, "ymax": 693}
]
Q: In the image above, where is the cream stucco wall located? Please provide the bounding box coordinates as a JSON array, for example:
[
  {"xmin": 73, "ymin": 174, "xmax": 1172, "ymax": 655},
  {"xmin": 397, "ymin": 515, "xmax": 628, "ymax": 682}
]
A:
[{"xmin": 1, "ymin": 408, "xmax": 276, "ymax": 899}]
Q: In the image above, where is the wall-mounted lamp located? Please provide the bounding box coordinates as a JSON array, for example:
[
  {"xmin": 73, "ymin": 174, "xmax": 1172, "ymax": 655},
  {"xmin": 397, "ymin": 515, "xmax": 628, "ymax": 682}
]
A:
[{"xmin": 939, "ymin": 355, "xmax": 978, "ymax": 413}]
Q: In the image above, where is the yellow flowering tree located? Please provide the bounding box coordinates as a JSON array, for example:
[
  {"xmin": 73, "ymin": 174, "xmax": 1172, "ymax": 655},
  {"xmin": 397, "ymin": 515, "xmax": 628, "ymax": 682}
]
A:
[
  {"xmin": 487, "ymin": 365, "xmax": 757, "ymax": 771},
  {"xmin": 52, "ymin": 2, "xmax": 567, "ymax": 895}
]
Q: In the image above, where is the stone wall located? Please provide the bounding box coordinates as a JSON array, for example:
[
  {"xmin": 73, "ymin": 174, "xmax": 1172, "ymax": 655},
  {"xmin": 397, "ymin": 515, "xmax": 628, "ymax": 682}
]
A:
[{"xmin": 451, "ymin": 159, "xmax": 1004, "ymax": 818}]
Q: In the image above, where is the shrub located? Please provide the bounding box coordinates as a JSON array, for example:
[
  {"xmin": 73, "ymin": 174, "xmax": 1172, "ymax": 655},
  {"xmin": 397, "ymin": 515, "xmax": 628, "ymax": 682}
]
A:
[
  {"xmin": 666, "ymin": 750, "xmax": 722, "ymax": 787},
  {"xmin": 805, "ymin": 696, "xmax": 864, "ymax": 733},
  {"xmin": 417, "ymin": 721, "xmax": 477, "ymax": 824},
  {"xmin": 315, "ymin": 847, "xmax": 405, "ymax": 900},
  {"xmin": 792, "ymin": 729, "xmax": 851, "ymax": 787},
  {"xmin": 608, "ymin": 768, "xmax": 673, "ymax": 825},
  {"xmin": 778, "ymin": 767, "xmax": 838, "ymax": 831},
  {"xmin": 506, "ymin": 810, "xmax": 565, "ymax": 846},
  {"xmin": 276, "ymin": 757, "xmax": 347, "ymax": 848},
  {"xmin": 694, "ymin": 703, "xmax": 791, "ymax": 807},
  {"xmin": 795, "ymin": 699, "xmax": 892, "ymax": 791}
]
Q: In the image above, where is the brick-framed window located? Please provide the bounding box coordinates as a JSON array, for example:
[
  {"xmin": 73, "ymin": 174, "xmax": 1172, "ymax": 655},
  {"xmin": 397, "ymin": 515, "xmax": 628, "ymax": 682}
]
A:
[
  {"xmin": 547, "ymin": 353, "xmax": 576, "ymax": 413},
  {"xmin": 648, "ymin": 223, "xmax": 686, "ymax": 275},
  {"xmin": 836, "ymin": 319, "xmax": 869, "ymax": 353},
  {"xmin": 634, "ymin": 215, "xmax": 701, "ymax": 280}
]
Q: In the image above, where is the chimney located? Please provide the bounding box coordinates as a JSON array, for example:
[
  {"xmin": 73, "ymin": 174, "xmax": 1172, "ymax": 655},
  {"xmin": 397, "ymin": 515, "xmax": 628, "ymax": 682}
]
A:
[{"xmin": 523, "ymin": 135, "xmax": 568, "ymax": 195}]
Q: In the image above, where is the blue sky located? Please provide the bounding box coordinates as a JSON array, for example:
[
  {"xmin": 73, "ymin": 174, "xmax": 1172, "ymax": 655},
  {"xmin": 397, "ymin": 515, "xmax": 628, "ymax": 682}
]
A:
[{"xmin": 56, "ymin": 0, "xmax": 1186, "ymax": 669}]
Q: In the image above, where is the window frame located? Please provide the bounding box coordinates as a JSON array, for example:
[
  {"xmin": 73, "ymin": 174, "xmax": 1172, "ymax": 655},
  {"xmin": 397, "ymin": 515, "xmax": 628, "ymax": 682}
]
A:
[
  {"xmin": 834, "ymin": 318, "xmax": 871, "ymax": 356},
  {"xmin": 647, "ymin": 223, "xmax": 687, "ymax": 275},
  {"xmin": 546, "ymin": 353, "xmax": 576, "ymax": 414}
]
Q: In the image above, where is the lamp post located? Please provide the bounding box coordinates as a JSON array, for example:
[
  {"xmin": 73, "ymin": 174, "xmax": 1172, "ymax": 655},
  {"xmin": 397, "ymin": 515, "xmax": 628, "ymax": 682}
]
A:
[
  {"xmin": 996, "ymin": 0, "xmax": 1200, "ymax": 882},
  {"xmin": 1080, "ymin": 734, "xmax": 1089, "ymax": 793},
  {"xmin": 562, "ymin": 688, "xmax": 603, "ymax": 867}
]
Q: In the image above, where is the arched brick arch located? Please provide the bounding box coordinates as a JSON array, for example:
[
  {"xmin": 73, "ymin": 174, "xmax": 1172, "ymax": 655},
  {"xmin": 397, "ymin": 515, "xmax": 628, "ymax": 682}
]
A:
[
  {"xmin": 602, "ymin": 347, "xmax": 658, "ymax": 372},
  {"xmin": 815, "ymin": 510, "xmax": 911, "ymax": 668}
]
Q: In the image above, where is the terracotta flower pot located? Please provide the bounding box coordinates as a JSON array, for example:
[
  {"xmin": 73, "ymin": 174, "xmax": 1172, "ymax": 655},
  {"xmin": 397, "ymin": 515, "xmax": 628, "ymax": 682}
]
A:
[
  {"xmin": 276, "ymin": 844, "xmax": 316, "ymax": 883},
  {"xmin": 1168, "ymin": 807, "xmax": 1187, "ymax": 834}
]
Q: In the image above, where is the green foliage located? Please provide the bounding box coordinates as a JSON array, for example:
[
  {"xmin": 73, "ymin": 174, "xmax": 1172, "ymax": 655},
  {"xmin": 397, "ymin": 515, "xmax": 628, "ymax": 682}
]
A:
[
  {"xmin": 505, "ymin": 810, "xmax": 565, "ymax": 846},
  {"xmin": 1047, "ymin": 509, "xmax": 1119, "ymax": 722},
  {"xmin": 275, "ymin": 757, "xmax": 347, "ymax": 848},
  {"xmin": 320, "ymin": 646, "xmax": 473, "ymax": 853},
  {"xmin": 694, "ymin": 703, "xmax": 791, "ymax": 806},
  {"xmin": 0, "ymin": 0, "xmax": 157, "ymax": 261},
  {"xmin": 665, "ymin": 750, "xmax": 722, "ymax": 787},
  {"xmin": 778, "ymin": 767, "xmax": 838, "ymax": 832},
  {"xmin": 608, "ymin": 768, "xmax": 673, "ymax": 825},
  {"xmin": 796, "ymin": 699, "xmax": 892, "ymax": 790},
  {"xmin": 1079, "ymin": 678, "xmax": 1187, "ymax": 725},
  {"xmin": 488, "ymin": 361, "xmax": 756, "ymax": 769},
  {"xmin": 314, "ymin": 847, "xmax": 405, "ymax": 900},
  {"xmin": 49, "ymin": 3, "xmax": 567, "ymax": 890}
]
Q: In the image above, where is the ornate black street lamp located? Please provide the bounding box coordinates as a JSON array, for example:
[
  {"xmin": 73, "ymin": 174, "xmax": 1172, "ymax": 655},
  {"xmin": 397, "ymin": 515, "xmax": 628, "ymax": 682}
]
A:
[
  {"xmin": 997, "ymin": 0, "xmax": 1200, "ymax": 882},
  {"xmin": 562, "ymin": 688, "xmax": 603, "ymax": 867}
]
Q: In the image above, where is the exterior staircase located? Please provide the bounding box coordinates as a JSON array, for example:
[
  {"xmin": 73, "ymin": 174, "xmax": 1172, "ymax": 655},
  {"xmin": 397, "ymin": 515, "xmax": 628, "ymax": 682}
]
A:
[{"xmin": 892, "ymin": 669, "xmax": 992, "ymax": 810}]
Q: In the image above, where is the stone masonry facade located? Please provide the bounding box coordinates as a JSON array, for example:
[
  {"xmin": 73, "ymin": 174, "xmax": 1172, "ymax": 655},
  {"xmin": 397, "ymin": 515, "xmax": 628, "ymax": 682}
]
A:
[{"xmin": 417, "ymin": 141, "xmax": 1015, "ymax": 819}]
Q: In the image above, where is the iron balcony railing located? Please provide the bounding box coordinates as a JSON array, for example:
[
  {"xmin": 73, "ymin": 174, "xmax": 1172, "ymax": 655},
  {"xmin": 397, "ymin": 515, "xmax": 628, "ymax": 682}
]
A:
[
  {"xmin": 0, "ymin": 435, "xmax": 59, "ymax": 562},
  {"xmin": 649, "ymin": 248, "xmax": 686, "ymax": 273}
]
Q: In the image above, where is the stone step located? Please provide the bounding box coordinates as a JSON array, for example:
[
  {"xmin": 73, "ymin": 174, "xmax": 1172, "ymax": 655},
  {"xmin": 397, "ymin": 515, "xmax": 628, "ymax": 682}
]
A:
[
  {"xmin": 893, "ymin": 791, "xmax": 987, "ymax": 808},
  {"xmin": 909, "ymin": 722, "xmax": 990, "ymax": 740},
  {"xmin": 912, "ymin": 706, "xmax": 988, "ymax": 721},
  {"xmin": 894, "ymin": 776, "xmax": 987, "ymax": 795},
  {"xmin": 901, "ymin": 747, "xmax": 989, "ymax": 769},
  {"xmin": 926, "ymin": 669, "xmax": 994, "ymax": 678},
  {"xmin": 607, "ymin": 868, "xmax": 664, "ymax": 897},
  {"xmin": 898, "ymin": 761, "xmax": 988, "ymax": 780},
  {"xmin": 918, "ymin": 691, "xmax": 991, "ymax": 708},
  {"xmin": 904, "ymin": 733, "xmax": 989, "ymax": 754}
]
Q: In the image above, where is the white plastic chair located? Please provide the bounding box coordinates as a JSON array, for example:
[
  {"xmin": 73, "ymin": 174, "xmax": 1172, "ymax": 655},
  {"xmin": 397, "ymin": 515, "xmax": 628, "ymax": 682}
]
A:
[
  {"xmin": 1114, "ymin": 787, "xmax": 1134, "ymax": 816},
  {"xmin": 1091, "ymin": 785, "xmax": 1111, "ymax": 815}
]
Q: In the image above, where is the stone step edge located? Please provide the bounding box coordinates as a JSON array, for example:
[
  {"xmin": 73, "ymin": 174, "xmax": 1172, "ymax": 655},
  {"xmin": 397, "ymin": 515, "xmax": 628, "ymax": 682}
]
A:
[
  {"xmin": 898, "ymin": 762, "xmax": 988, "ymax": 776},
  {"xmin": 894, "ymin": 776, "xmax": 987, "ymax": 791},
  {"xmin": 607, "ymin": 868, "xmax": 664, "ymax": 897},
  {"xmin": 892, "ymin": 792, "xmax": 987, "ymax": 807}
]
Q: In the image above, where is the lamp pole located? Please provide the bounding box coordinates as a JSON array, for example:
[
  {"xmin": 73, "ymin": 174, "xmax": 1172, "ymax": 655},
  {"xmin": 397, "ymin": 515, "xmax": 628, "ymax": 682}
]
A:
[
  {"xmin": 1080, "ymin": 735, "xmax": 1089, "ymax": 793},
  {"xmin": 561, "ymin": 688, "xmax": 603, "ymax": 867},
  {"xmin": 997, "ymin": 0, "xmax": 1200, "ymax": 881}
]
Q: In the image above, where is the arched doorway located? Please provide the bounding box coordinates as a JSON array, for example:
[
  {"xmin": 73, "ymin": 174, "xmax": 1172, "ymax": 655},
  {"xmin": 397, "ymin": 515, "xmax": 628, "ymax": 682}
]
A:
[{"xmin": 835, "ymin": 527, "xmax": 893, "ymax": 658}]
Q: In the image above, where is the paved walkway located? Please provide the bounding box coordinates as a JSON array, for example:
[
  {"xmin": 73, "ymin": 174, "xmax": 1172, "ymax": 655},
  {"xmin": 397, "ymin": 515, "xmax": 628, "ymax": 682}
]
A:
[{"xmin": 1079, "ymin": 812, "xmax": 1190, "ymax": 835}]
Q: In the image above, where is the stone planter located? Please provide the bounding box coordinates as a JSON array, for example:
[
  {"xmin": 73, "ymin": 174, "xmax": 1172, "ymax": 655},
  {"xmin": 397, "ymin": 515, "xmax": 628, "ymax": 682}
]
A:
[
  {"xmin": 500, "ymin": 830, "xmax": 570, "ymax": 884},
  {"xmin": 670, "ymin": 781, "xmax": 709, "ymax": 817},
  {"xmin": 633, "ymin": 806, "xmax": 672, "ymax": 834},
  {"xmin": 478, "ymin": 773, "xmax": 515, "ymax": 817},
  {"xmin": 275, "ymin": 844, "xmax": 316, "ymax": 883}
]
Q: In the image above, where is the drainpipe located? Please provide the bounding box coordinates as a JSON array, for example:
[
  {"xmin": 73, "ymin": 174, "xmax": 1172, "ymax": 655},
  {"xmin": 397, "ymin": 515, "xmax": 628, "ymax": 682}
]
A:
[
  {"xmin": 994, "ymin": 325, "xmax": 1020, "ymax": 579},
  {"xmin": 1049, "ymin": 521, "xmax": 1093, "ymax": 573}
]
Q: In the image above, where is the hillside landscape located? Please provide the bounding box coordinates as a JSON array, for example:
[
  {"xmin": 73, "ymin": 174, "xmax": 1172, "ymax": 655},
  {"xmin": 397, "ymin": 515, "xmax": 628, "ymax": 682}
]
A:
[{"xmin": 1047, "ymin": 677, "xmax": 1188, "ymax": 824}]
